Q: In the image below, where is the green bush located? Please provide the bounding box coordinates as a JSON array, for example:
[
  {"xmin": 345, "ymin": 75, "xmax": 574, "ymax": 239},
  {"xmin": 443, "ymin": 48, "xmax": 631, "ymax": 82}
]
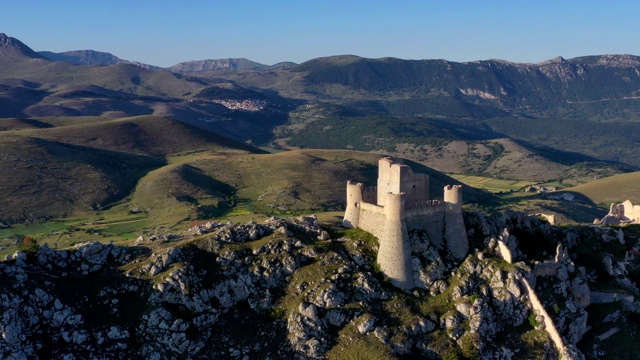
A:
[{"xmin": 18, "ymin": 236, "xmax": 39, "ymax": 253}]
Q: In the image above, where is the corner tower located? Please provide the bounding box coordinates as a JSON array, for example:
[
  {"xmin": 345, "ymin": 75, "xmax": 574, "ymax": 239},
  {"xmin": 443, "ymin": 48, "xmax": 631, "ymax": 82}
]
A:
[
  {"xmin": 377, "ymin": 192, "xmax": 414, "ymax": 289},
  {"xmin": 343, "ymin": 181, "xmax": 363, "ymax": 228},
  {"xmin": 444, "ymin": 185, "xmax": 468, "ymax": 259}
]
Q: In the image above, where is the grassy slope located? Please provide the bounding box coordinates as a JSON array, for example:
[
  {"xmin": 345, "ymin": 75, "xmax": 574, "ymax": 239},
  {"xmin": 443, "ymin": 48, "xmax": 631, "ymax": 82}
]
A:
[
  {"xmin": 0, "ymin": 133, "xmax": 164, "ymax": 223},
  {"xmin": 0, "ymin": 148, "xmax": 495, "ymax": 255},
  {"xmin": 564, "ymin": 171, "xmax": 640, "ymax": 205},
  {"xmin": 0, "ymin": 61, "xmax": 205, "ymax": 99},
  {"xmin": 130, "ymin": 149, "xmax": 496, "ymax": 227},
  {"xmin": 13, "ymin": 115, "xmax": 258, "ymax": 156},
  {"xmin": 0, "ymin": 115, "xmax": 259, "ymax": 225}
]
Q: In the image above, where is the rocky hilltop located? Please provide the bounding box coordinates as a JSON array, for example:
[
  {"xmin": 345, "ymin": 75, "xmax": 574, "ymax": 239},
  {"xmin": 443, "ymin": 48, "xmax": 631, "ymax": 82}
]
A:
[{"xmin": 2, "ymin": 212, "xmax": 639, "ymax": 359}]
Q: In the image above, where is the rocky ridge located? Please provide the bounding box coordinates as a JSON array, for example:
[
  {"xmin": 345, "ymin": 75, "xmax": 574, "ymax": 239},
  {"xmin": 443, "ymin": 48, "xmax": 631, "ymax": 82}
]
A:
[{"xmin": 2, "ymin": 213, "xmax": 640, "ymax": 359}]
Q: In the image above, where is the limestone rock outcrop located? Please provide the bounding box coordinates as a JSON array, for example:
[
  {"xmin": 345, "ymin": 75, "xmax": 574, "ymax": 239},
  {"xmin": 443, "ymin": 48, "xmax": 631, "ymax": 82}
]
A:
[{"xmin": 3, "ymin": 209, "xmax": 640, "ymax": 359}]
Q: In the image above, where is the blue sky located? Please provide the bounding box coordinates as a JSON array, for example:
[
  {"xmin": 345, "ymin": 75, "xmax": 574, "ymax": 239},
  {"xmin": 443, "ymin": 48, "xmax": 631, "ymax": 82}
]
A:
[{"xmin": 2, "ymin": 1, "xmax": 639, "ymax": 67}]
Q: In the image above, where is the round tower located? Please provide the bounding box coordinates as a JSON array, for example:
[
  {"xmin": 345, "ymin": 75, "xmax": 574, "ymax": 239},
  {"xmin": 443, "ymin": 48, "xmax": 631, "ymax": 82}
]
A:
[
  {"xmin": 444, "ymin": 185, "xmax": 463, "ymax": 211},
  {"xmin": 377, "ymin": 192, "xmax": 414, "ymax": 289},
  {"xmin": 443, "ymin": 185, "xmax": 468, "ymax": 260},
  {"xmin": 343, "ymin": 181, "xmax": 363, "ymax": 228}
]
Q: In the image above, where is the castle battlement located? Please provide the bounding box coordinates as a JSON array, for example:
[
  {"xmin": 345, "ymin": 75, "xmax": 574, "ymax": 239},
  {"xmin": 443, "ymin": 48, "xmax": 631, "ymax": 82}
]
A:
[
  {"xmin": 343, "ymin": 157, "xmax": 468, "ymax": 289},
  {"xmin": 406, "ymin": 199, "xmax": 444, "ymax": 209}
]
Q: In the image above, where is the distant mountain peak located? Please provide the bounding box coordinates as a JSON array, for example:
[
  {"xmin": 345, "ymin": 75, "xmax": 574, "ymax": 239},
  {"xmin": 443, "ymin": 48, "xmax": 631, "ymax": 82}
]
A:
[
  {"xmin": 168, "ymin": 58, "xmax": 297, "ymax": 73},
  {"xmin": 38, "ymin": 49, "xmax": 161, "ymax": 69},
  {"xmin": 39, "ymin": 49, "xmax": 122, "ymax": 66},
  {"xmin": 0, "ymin": 33, "xmax": 46, "ymax": 60},
  {"xmin": 537, "ymin": 56, "xmax": 566, "ymax": 66}
]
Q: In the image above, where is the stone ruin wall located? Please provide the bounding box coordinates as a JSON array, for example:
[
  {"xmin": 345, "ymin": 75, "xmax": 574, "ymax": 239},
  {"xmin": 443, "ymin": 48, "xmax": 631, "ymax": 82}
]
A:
[
  {"xmin": 600, "ymin": 199, "xmax": 640, "ymax": 225},
  {"xmin": 521, "ymin": 277, "xmax": 568, "ymax": 356},
  {"xmin": 616, "ymin": 200, "xmax": 640, "ymax": 223},
  {"xmin": 405, "ymin": 201, "xmax": 447, "ymax": 248},
  {"xmin": 357, "ymin": 202, "xmax": 385, "ymax": 239}
]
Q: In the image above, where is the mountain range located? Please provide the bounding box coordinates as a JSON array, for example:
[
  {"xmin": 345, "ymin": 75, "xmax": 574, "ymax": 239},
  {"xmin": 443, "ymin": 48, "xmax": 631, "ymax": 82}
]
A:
[
  {"xmin": 2, "ymin": 32, "xmax": 640, "ymax": 223},
  {"xmin": 7, "ymin": 33, "xmax": 640, "ymax": 175},
  {"xmin": 37, "ymin": 46, "xmax": 296, "ymax": 72}
]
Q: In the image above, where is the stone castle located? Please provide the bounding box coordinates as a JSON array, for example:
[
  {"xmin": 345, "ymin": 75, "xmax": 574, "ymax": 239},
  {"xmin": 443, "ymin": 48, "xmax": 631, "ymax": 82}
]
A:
[{"xmin": 343, "ymin": 157, "xmax": 468, "ymax": 289}]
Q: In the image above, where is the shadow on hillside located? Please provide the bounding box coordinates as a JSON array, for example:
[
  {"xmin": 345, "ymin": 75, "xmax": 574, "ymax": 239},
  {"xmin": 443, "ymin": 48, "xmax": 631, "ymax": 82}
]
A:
[
  {"xmin": 514, "ymin": 139, "xmax": 609, "ymax": 166},
  {"xmin": 33, "ymin": 137, "xmax": 166, "ymax": 205}
]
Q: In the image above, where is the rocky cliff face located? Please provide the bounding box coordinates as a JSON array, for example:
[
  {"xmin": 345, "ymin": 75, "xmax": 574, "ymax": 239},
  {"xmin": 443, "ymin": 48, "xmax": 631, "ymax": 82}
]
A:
[{"xmin": 2, "ymin": 212, "xmax": 640, "ymax": 359}]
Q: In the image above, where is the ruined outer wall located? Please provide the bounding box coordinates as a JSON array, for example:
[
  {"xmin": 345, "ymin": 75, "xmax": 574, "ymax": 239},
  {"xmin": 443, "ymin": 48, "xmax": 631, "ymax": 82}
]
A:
[
  {"xmin": 357, "ymin": 202, "xmax": 385, "ymax": 239},
  {"xmin": 621, "ymin": 200, "xmax": 640, "ymax": 223},
  {"xmin": 377, "ymin": 193, "xmax": 414, "ymax": 289},
  {"xmin": 521, "ymin": 277, "xmax": 567, "ymax": 355},
  {"xmin": 633, "ymin": 205, "xmax": 640, "ymax": 223}
]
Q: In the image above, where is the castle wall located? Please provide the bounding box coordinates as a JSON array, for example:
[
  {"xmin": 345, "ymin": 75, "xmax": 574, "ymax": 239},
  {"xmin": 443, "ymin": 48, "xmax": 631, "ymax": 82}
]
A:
[
  {"xmin": 405, "ymin": 201, "xmax": 446, "ymax": 249},
  {"xmin": 362, "ymin": 186, "xmax": 377, "ymax": 204},
  {"xmin": 400, "ymin": 172, "xmax": 429, "ymax": 207},
  {"xmin": 357, "ymin": 202, "xmax": 385, "ymax": 239}
]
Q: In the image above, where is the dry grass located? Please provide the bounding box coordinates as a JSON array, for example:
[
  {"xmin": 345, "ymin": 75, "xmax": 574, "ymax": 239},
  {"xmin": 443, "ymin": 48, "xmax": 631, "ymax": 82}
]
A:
[{"xmin": 566, "ymin": 171, "xmax": 640, "ymax": 205}]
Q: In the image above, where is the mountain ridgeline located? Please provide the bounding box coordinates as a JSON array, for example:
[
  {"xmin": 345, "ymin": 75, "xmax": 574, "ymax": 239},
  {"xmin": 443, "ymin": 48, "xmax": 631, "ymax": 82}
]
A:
[{"xmin": 3, "ymin": 32, "xmax": 640, "ymax": 182}]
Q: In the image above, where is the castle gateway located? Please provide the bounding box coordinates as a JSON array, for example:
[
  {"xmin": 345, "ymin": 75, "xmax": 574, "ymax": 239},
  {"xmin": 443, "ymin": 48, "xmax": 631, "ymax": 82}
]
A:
[{"xmin": 343, "ymin": 157, "xmax": 468, "ymax": 289}]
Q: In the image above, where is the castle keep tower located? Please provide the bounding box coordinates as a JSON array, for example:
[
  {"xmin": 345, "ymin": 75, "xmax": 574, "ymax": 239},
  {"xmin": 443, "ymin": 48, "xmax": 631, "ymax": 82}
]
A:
[{"xmin": 343, "ymin": 157, "xmax": 468, "ymax": 289}]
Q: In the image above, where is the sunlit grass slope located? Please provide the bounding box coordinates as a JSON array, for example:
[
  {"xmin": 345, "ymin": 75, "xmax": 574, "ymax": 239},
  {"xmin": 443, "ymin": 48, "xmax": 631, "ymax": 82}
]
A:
[
  {"xmin": 565, "ymin": 171, "xmax": 640, "ymax": 205},
  {"xmin": 0, "ymin": 115, "xmax": 261, "ymax": 224},
  {"xmin": 14, "ymin": 115, "xmax": 258, "ymax": 156},
  {"xmin": 131, "ymin": 149, "xmax": 496, "ymax": 226}
]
